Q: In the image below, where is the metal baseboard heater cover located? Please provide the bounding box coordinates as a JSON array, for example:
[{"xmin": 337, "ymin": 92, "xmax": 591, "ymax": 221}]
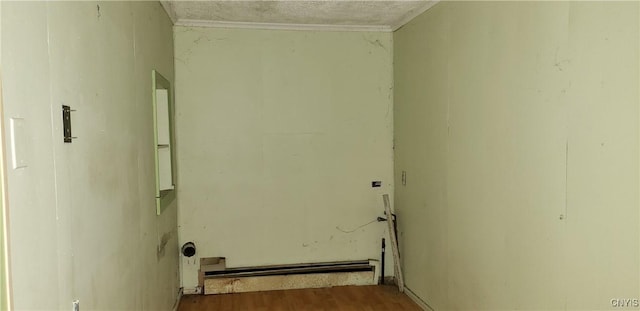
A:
[{"xmin": 203, "ymin": 260, "xmax": 376, "ymax": 295}]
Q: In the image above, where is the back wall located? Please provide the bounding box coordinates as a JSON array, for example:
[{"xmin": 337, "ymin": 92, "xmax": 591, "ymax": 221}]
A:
[{"xmin": 174, "ymin": 27, "xmax": 394, "ymax": 290}]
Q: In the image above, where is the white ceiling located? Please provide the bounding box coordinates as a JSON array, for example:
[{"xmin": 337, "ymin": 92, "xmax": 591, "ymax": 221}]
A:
[{"xmin": 163, "ymin": 1, "xmax": 439, "ymax": 31}]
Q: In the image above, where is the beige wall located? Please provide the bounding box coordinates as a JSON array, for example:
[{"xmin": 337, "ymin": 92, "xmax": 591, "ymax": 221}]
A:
[
  {"xmin": 0, "ymin": 3, "xmax": 9, "ymax": 309},
  {"xmin": 2, "ymin": 2, "xmax": 179, "ymax": 310},
  {"xmin": 174, "ymin": 27, "xmax": 394, "ymax": 290},
  {"xmin": 394, "ymin": 2, "xmax": 639, "ymax": 310}
]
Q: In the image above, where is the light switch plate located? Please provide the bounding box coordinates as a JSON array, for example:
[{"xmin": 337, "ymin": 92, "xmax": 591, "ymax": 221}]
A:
[{"xmin": 9, "ymin": 117, "xmax": 27, "ymax": 169}]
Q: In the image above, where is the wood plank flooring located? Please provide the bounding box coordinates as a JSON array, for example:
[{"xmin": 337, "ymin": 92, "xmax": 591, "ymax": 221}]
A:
[{"xmin": 178, "ymin": 285, "xmax": 422, "ymax": 311}]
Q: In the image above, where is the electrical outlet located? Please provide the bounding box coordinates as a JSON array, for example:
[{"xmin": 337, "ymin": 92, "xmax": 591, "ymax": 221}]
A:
[{"xmin": 72, "ymin": 300, "xmax": 79, "ymax": 311}]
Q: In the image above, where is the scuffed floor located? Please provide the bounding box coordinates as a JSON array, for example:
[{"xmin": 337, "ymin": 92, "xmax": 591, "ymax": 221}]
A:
[{"xmin": 178, "ymin": 285, "xmax": 422, "ymax": 311}]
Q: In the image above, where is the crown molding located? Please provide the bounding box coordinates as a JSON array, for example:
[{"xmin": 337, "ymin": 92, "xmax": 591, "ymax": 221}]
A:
[
  {"xmin": 391, "ymin": 0, "xmax": 440, "ymax": 31},
  {"xmin": 174, "ymin": 19, "xmax": 393, "ymax": 32},
  {"xmin": 160, "ymin": 1, "xmax": 177, "ymax": 24}
]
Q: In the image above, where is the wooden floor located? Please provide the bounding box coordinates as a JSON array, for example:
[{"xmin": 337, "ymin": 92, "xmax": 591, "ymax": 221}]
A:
[{"xmin": 178, "ymin": 285, "xmax": 422, "ymax": 311}]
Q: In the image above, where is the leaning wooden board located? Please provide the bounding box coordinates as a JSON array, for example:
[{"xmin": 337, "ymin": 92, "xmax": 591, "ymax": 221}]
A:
[{"xmin": 383, "ymin": 194, "xmax": 404, "ymax": 292}]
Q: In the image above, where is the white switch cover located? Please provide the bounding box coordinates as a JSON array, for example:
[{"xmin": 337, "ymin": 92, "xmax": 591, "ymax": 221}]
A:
[{"xmin": 10, "ymin": 117, "xmax": 27, "ymax": 169}]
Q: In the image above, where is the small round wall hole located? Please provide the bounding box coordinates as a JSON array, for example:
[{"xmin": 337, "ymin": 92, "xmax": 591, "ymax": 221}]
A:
[{"xmin": 181, "ymin": 242, "xmax": 196, "ymax": 257}]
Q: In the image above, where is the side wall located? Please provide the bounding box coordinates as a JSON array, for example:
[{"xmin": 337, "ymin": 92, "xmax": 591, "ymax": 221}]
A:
[
  {"xmin": 174, "ymin": 27, "xmax": 394, "ymax": 290},
  {"xmin": 1, "ymin": 2, "xmax": 179, "ymax": 310},
  {"xmin": 0, "ymin": 3, "xmax": 9, "ymax": 309},
  {"xmin": 394, "ymin": 2, "xmax": 639, "ymax": 310}
]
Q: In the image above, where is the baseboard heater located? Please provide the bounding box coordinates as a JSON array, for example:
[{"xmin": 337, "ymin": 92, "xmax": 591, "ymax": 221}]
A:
[{"xmin": 202, "ymin": 260, "xmax": 377, "ymax": 295}]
